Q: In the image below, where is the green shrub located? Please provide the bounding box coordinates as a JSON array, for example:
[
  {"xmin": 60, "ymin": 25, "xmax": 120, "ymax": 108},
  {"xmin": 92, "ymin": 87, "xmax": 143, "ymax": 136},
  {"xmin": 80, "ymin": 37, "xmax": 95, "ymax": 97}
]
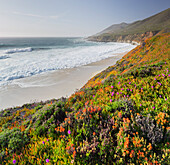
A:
[{"xmin": 0, "ymin": 128, "xmax": 29, "ymax": 152}]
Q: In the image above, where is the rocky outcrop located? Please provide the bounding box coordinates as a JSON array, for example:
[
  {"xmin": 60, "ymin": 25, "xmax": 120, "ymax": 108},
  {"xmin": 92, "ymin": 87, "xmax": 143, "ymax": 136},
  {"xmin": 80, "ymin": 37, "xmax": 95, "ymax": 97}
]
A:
[
  {"xmin": 88, "ymin": 31, "xmax": 159, "ymax": 45},
  {"xmin": 115, "ymin": 31, "xmax": 158, "ymax": 44}
]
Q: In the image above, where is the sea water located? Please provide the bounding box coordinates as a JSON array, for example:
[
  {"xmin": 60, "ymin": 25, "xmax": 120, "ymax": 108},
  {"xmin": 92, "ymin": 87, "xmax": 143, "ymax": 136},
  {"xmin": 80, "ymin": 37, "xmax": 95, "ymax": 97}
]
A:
[{"xmin": 0, "ymin": 37, "xmax": 136, "ymax": 88}]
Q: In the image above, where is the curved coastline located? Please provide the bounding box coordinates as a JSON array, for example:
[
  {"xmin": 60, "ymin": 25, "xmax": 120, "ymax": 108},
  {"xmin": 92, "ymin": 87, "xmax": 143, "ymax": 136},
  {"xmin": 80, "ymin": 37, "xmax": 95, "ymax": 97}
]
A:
[{"xmin": 0, "ymin": 51, "xmax": 130, "ymax": 110}]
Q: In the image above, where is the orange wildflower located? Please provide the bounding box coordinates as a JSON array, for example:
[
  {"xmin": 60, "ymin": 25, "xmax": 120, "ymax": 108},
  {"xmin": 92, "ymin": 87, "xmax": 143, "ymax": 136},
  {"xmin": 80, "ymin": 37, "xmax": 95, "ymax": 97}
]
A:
[
  {"xmin": 130, "ymin": 150, "xmax": 134, "ymax": 158},
  {"xmin": 83, "ymin": 108, "xmax": 86, "ymax": 113},
  {"xmin": 73, "ymin": 151, "xmax": 76, "ymax": 157},
  {"xmin": 118, "ymin": 112, "xmax": 122, "ymax": 118},
  {"xmin": 66, "ymin": 146, "xmax": 71, "ymax": 150},
  {"xmin": 147, "ymin": 143, "xmax": 152, "ymax": 150}
]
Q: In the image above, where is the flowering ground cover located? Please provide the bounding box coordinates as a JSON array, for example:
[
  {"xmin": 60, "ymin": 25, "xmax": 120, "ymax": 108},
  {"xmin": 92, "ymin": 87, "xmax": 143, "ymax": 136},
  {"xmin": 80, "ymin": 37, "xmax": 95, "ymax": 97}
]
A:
[{"xmin": 0, "ymin": 33, "xmax": 169, "ymax": 164}]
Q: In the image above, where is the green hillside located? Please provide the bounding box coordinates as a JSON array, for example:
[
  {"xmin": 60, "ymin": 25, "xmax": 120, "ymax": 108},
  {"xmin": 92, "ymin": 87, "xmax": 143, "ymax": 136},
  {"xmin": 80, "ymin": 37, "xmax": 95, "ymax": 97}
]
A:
[
  {"xmin": 122, "ymin": 8, "xmax": 170, "ymax": 34},
  {"xmin": 89, "ymin": 8, "xmax": 170, "ymax": 42},
  {"xmin": 0, "ymin": 32, "xmax": 169, "ymax": 164}
]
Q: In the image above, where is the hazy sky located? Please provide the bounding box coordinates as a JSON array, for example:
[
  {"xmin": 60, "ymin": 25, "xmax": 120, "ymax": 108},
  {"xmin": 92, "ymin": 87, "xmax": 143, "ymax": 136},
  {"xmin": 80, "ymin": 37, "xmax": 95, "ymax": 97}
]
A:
[{"xmin": 0, "ymin": 0, "xmax": 169, "ymax": 37}]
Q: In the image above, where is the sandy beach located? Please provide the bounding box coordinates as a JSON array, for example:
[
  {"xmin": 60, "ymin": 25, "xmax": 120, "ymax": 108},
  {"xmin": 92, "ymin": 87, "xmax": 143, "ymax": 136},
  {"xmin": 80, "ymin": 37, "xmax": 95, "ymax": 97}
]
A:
[{"xmin": 0, "ymin": 52, "xmax": 126, "ymax": 110}]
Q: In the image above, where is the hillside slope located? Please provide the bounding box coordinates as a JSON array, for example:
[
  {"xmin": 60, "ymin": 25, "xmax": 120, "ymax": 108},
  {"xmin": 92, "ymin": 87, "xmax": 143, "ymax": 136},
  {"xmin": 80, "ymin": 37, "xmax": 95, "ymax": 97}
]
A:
[
  {"xmin": 0, "ymin": 33, "xmax": 169, "ymax": 164},
  {"xmin": 89, "ymin": 8, "xmax": 170, "ymax": 43},
  {"xmin": 96, "ymin": 22, "xmax": 128, "ymax": 35}
]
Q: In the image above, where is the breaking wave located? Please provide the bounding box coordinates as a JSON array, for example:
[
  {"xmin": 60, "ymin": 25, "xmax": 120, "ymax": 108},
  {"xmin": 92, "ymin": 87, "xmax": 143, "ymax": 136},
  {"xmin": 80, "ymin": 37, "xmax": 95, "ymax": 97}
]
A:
[
  {"xmin": 0, "ymin": 39, "xmax": 136, "ymax": 87},
  {"xmin": 5, "ymin": 47, "xmax": 33, "ymax": 54}
]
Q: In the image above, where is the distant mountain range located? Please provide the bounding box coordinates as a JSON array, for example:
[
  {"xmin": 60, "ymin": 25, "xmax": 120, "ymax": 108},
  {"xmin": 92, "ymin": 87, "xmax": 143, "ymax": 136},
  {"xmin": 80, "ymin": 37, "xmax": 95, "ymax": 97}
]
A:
[{"xmin": 88, "ymin": 8, "xmax": 170, "ymax": 43}]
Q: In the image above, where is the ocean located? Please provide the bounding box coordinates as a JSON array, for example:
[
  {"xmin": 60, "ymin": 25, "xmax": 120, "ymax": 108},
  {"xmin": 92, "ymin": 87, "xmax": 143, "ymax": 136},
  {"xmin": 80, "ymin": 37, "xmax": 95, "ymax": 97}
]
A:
[{"xmin": 0, "ymin": 37, "xmax": 136, "ymax": 88}]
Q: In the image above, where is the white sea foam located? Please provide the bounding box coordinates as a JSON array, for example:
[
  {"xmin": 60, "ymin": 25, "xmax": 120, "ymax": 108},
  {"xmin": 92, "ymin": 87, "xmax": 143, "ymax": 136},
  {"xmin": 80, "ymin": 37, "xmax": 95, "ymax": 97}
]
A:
[
  {"xmin": 0, "ymin": 42, "xmax": 136, "ymax": 87},
  {"xmin": 5, "ymin": 47, "xmax": 33, "ymax": 54}
]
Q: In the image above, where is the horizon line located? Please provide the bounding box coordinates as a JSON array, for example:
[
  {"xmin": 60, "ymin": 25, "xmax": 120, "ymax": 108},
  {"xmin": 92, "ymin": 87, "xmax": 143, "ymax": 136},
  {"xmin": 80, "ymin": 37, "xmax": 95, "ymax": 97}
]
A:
[{"xmin": 0, "ymin": 36, "xmax": 86, "ymax": 38}]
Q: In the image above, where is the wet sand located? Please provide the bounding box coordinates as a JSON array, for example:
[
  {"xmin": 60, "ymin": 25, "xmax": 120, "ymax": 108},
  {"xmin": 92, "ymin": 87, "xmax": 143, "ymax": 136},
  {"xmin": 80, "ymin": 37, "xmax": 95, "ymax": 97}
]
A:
[{"xmin": 0, "ymin": 53, "xmax": 126, "ymax": 110}]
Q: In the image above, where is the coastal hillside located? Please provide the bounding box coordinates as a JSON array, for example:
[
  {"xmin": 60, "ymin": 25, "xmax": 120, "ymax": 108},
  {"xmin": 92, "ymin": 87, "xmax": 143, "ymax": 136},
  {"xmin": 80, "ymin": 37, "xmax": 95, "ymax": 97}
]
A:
[
  {"xmin": 0, "ymin": 32, "xmax": 169, "ymax": 164},
  {"xmin": 88, "ymin": 8, "xmax": 170, "ymax": 43},
  {"xmin": 95, "ymin": 22, "xmax": 128, "ymax": 35}
]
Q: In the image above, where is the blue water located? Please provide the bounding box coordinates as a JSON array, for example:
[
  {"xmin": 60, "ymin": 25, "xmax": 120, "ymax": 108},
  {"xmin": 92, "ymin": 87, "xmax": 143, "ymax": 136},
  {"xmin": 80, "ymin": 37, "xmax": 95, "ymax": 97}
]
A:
[
  {"xmin": 0, "ymin": 37, "xmax": 136, "ymax": 87},
  {"xmin": 0, "ymin": 37, "xmax": 96, "ymax": 50}
]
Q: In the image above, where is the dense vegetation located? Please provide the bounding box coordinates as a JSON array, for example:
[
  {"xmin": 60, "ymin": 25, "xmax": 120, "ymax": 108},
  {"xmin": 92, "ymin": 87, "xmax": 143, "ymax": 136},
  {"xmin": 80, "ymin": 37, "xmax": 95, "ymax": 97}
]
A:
[{"xmin": 0, "ymin": 33, "xmax": 169, "ymax": 164}]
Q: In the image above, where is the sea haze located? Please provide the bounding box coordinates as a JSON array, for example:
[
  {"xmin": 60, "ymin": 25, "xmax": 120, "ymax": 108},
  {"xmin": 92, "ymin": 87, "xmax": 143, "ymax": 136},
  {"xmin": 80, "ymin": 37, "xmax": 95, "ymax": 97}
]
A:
[{"xmin": 0, "ymin": 37, "xmax": 136, "ymax": 88}]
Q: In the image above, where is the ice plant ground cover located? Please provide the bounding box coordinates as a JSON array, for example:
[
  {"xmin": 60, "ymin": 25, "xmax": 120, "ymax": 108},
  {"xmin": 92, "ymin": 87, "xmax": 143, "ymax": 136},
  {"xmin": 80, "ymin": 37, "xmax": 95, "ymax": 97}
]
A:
[{"xmin": 0, "ymin": 33, "xmax": 169, "ymax": 164}]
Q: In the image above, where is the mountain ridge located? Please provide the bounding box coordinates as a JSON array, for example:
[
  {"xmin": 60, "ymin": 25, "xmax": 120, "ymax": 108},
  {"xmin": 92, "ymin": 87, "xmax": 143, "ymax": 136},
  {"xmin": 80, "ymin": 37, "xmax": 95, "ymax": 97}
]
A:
[
  {"xmin": 96, "ymin": 22, "xmax": 129, "ymax": 35},
  {"xmin": 88, "ymin": 8, "xmax": 170, "ymax": 43}
]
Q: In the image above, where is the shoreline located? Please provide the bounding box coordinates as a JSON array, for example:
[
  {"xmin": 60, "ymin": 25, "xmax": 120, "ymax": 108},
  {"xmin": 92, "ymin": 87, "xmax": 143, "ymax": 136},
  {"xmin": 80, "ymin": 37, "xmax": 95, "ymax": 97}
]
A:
[{"xmin": 0, "ymin": 52, "xmax": 127, "ymax": 110}]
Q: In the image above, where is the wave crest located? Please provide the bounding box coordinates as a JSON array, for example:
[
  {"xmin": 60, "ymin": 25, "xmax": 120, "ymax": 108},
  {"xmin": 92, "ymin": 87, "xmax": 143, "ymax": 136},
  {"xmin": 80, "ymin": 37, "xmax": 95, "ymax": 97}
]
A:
[
  {"xmin": 0, "ymin": 42, "xmax": 136, "ymax": 87},
  {"xmin": 5, "ymin": 47, "xmax": 33, "ymax": 54}
]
